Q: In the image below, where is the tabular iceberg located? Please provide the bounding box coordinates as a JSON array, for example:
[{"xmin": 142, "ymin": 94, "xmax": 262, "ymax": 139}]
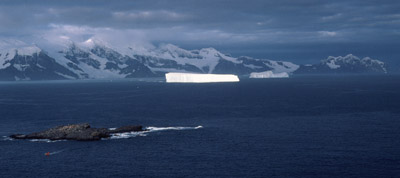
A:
[
  {"xmin": 165, "ymin": 73, "xmax": 239, "ymax": 83},
  {"xmin": 249, "ymin": 71, "xmax": 289, "ymax": 78}
]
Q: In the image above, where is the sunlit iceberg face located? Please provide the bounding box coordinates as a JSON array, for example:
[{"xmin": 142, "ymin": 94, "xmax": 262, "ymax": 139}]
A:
[{"xmin": 165, "ymin": 73, "xmax": 239, "ymax": 83}]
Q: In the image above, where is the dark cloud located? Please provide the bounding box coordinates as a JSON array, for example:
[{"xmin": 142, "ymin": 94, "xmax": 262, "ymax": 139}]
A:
[{"xmin": 0, "ymin": 0, "xmax": 399, "ymax": 63}]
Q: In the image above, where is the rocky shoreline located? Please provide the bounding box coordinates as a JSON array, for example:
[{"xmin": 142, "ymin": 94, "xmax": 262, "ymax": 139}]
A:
[{"xmin": 10, "ymin": 123, "xmax": 144, "ymax": 141}]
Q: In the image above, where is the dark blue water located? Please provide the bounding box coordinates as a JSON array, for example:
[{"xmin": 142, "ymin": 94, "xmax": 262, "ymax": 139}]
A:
[{"xmin": 1, "ymin": 76, "xmax": 400, "ymax": 177}]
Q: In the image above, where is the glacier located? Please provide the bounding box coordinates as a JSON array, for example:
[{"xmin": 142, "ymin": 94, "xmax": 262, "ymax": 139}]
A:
[{"xmin": 165, "ymin": 73, "xmax": 239, "ymax": 83}]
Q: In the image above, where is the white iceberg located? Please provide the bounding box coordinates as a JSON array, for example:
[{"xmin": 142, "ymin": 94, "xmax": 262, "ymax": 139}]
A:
[
  {"xmin": 165, "ymin": 73, "xmax": 239, "ymax": 83},
  {"xmin": 249, "ymin": 71, "xmax": 289, "ymax": 78}
]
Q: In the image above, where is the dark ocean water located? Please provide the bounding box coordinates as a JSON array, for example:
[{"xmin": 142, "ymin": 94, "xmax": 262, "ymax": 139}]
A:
[{"xmin": 0, "ymin": 76, "xmax": 399, "ymax": 177}]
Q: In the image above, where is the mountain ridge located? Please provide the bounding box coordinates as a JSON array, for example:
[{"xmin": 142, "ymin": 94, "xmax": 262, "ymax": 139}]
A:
[
  {"xmin": 0, "ymin": 39, "xmax": 388, "ymax": 81},
  {"xmin": 295, "ymin": 54, "xmax": 387, "ymax": 74}
]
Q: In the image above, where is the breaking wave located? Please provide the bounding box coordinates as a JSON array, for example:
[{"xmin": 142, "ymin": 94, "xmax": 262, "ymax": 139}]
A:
[
  {"xmin": 147, "ymin": 125, "xmax": 203, "ymax": 131},
  {"xmin": 108, "ymin": 125, "xmax": 203, "ymax": 140},
  {"xmin": 29, "ymin": 139, "xmax": 66, "ymax": 143},
  {"xmin": 2, "ymin": 136, "xmax": 13, "ymax": 141},
  {"xmin": 46, "ymin": 149, "xmax": 66, "ymax": 155},
  {"xmin": 2, "ymin": 136, "xmax": 66, "ymax": 142}
]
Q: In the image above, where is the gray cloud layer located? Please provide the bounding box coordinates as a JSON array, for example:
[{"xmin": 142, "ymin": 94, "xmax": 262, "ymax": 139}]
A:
[{"xmin": 0, "ymin": 0, "xmax": 399, "ymax": 63}]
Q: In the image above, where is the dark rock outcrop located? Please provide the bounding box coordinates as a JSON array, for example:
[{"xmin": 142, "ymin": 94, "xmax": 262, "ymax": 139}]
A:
[{"xmin": 10, "ymin": 123, "xmax": 144, "ymax": 141}]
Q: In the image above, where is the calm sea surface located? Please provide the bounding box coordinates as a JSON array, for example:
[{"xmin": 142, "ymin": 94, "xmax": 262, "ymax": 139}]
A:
[{"xmin": 0, "ymin": 76, "xmax": 399, "ymax": 177}]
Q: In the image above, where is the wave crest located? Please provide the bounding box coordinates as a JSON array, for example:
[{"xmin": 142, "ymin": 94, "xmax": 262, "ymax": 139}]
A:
[{"xmin": 109, "ymin": 125, "xmax": 203, "ymax": 140}]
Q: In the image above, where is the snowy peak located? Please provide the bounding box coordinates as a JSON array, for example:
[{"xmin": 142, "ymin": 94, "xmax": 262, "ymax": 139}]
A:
[
  {"xmin": 55, "ymin": 41, "xmax": 297, "ymax": 76},
  {"xmin": 80, "ymin": 38, "xmax": 111, "ymax": 50},
  {"xmin": 261, "ymin": 59, "xmax": 299, "ymax": 73},
  {"xmin": 0, "ymin": 39, "xmax": 42, "ymax": 57},
  {"xmin": 0, "ymin": 38, "xmax": 391, "ymax": 81},
  {"xmin": 323, "ymin": 54, "xmax": 361, "ymax": 69},
  {"xmin": 295, "ymin": 54, "xmax": 387, "ymax": 74},
  {"xmin": 199, "ymin": 47, "xmax": 240, "ymax": 63},
  {"xmin": 15, "ymin": 46, "xmax": 42, "ymax": 56},
  {"xmin": 56, "ymin": 40, "xmax": 154, "ymax": 79},
  {"xmin": 151, "ymin": 44, "xmax": 239, "ymax": 73},
  {"xmin": 0, "ymin": 42, "xmax": 42, "ymax": 70},
  {"xmin": 158, "ymin": 44, "xmax": 202, "ymax": 59},
  {"xmin": 322, "ymin": 54, "xmax": 386, "ymax": 72},
  {"xmin": 0, "ymin": 42, "xmax": 78, "ymax": 81},
  {"xmin": 198, "ymin": 47, "xmax": 219, "ymax": 56},
  {"xmin": 236, "ymin": 56, "xmax": 299, "ymax": 73}
]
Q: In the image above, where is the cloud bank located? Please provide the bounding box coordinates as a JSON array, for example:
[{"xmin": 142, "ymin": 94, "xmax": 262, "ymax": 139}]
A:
[{"xmin": 0, "ymin": 0, "xmax": 399, "ymax": 63}]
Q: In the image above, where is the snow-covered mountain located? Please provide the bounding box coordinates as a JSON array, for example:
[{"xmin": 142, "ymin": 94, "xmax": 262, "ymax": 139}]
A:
[
  {"xmin": 0, "ymin": 38, "xmax": 389, "ymax": 81},
  {"xmin": 0, "ymin": 38, "xmax": 299, "ymax": 81},
  {"xmin": 0, "ymin": 40, "xmax": 78, "ymax": 81},
  {"xmin": 295, "ymin": 54, "xmax": 387, "ymax": 74}
]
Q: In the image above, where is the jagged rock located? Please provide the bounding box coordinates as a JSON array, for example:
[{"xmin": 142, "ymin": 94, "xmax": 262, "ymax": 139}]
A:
[{"xmin": 9, "ymin": 123, "xmax": 144, "ymax": 141}]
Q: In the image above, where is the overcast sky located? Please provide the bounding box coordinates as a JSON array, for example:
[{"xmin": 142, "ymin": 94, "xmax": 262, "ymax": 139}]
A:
[{"xmin": 0, "ymin": 0, "xmax": 399, "ymax": 64}]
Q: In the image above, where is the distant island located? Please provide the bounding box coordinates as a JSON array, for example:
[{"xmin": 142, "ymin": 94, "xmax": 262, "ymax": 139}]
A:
[{"xmin": 10, "ymin": 123, "xmax": 144, "ymax": 141}]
